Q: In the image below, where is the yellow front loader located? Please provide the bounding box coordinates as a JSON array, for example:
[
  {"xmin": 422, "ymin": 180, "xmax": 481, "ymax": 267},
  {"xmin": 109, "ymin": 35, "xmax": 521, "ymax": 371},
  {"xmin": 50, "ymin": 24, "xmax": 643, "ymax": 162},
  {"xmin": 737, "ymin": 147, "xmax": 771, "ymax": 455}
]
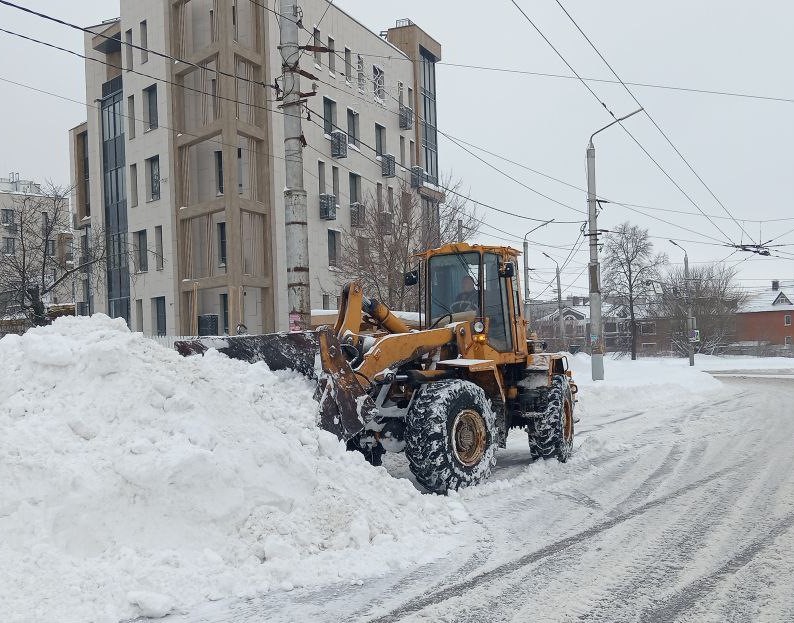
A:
[{"xmin": 177, "ymin": 243, "xmax": 577, "ymax": 493}]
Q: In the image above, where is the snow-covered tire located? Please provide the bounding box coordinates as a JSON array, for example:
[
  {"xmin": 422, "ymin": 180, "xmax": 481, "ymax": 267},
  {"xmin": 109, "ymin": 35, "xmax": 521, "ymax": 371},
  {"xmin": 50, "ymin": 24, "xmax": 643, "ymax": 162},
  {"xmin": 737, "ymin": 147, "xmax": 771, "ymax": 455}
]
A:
[
  {"xmin": 405, "ymin": 380, "xmax": 498, "ymax": 494},
  {"xmin": 528, "ymin": 374, "xmax": 574, "ymax": 462}
]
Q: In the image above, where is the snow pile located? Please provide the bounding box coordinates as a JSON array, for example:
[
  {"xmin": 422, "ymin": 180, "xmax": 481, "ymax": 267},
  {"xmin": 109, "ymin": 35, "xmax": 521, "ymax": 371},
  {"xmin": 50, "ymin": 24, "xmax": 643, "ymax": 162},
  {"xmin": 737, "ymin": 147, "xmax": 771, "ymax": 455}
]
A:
[{"xmin": 0, "ymin": 316, "xmax": 467, "ymax": 623}]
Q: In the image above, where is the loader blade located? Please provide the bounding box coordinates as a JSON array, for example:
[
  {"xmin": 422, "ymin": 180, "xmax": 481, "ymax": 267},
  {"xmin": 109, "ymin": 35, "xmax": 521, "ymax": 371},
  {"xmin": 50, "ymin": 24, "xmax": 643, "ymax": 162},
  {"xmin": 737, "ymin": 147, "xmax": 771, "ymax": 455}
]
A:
[
  {"xmin": 174, "ymin": 331, "xmax": 320, "ymax": 378},
  {"xmin": 314, "ymin": 326, "xmax": 378, "ymax": 441}
]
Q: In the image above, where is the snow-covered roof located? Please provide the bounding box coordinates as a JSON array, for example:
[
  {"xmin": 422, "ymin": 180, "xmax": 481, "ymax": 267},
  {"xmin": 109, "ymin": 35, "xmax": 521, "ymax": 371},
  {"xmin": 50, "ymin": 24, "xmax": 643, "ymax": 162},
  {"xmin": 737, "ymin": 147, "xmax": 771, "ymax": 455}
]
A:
[
  {"xmin": 739, "ymin": 281, "xmax": 794, "ymax": 314},
  {"xmin": 538, "ymin": 304, "xmax": 590, "ymax": 323}
]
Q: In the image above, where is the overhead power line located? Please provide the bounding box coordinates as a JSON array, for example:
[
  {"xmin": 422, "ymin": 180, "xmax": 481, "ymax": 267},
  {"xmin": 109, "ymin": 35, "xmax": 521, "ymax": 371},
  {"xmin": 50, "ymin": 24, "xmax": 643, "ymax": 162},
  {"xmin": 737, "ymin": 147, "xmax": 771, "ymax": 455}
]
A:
[
  {"xmin": 437, "ymin": 62, "xmax": 794, "ymax": 106},
  {"xmin": 553, "ymin": 0, "xmax": 756, "ymax": 246},
  {"xmin": 508, "ymin": 0, "xmax": 740, "ymax": 249}
]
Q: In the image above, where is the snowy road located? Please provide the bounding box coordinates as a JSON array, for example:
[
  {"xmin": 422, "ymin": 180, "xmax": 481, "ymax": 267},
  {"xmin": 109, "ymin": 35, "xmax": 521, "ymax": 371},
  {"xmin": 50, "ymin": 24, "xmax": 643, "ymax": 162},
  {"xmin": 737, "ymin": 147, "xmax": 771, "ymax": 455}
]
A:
[{"xmin": 159, "ymin": 373, "xmax": 794, "ymax": 623}]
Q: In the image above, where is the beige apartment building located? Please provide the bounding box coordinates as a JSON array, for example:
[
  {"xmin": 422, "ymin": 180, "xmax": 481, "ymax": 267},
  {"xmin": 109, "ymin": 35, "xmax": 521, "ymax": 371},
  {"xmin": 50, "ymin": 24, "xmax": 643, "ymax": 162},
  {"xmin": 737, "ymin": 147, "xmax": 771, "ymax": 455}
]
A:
[{"xmin": 69, "ymin": 0, "xmax": 442, "ymax": 335}]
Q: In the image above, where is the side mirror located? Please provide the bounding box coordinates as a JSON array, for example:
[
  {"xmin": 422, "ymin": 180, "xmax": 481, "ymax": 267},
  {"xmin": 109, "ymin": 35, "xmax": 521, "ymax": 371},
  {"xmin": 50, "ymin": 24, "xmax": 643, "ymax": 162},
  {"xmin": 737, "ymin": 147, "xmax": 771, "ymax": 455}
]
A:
[
  {"xmin": 499, "ymin": 261, "xmax": 515, "ymax": 279},
  {"xmin": 404, "ymin": 270, "xmax": 419, "ymax": 287}
]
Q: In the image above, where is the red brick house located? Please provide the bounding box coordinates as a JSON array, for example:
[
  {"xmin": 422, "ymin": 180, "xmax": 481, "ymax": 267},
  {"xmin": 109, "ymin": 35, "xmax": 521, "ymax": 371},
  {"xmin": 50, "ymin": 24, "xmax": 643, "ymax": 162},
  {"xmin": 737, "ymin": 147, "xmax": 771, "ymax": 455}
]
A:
[{"xmin": 735, "ymin": 280, "xmax": 794, "ymax": 348}]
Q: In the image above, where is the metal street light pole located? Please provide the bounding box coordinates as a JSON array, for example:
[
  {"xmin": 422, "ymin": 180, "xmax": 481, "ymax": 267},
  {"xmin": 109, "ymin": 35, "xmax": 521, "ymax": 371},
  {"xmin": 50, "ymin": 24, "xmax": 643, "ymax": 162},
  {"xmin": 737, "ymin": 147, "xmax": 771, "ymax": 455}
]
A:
[
  {"xmin": 587, "ymin": 107, "xmax": 643, "ymax": 381},
  {"xmin": 670, "ymin": 239, "xmax": 695, "ymax": 367},
  {"xmin": 543, "ymin": 252, "xmax": 565, "ymax": 352},
  {"xmin": 523, "ymin": 219, "xmax": 555, "ymax": 326}
]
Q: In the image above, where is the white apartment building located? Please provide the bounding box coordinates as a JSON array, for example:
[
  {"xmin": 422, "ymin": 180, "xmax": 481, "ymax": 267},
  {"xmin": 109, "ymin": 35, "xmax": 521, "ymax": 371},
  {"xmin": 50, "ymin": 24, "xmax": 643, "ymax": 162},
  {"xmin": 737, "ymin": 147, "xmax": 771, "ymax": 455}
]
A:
[
  {"xmin": 0, "ymin": 173, "xmax": 75, "ymax": 322},
  {"xmin": 70, "ymin": 1, "xmax": 442, "ymax": 335}
]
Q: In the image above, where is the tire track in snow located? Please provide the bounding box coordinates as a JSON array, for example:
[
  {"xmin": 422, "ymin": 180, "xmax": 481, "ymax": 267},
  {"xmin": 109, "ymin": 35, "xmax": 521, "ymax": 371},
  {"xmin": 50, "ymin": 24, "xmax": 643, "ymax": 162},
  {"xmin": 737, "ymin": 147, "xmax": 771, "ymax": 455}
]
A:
[
  {"xmin": 365, "ymin": 463, "xmax": 743, "ymax": 623},
  {"xmin": 639, "ymin": 513, "xmax": 794, "ymax": 622}
]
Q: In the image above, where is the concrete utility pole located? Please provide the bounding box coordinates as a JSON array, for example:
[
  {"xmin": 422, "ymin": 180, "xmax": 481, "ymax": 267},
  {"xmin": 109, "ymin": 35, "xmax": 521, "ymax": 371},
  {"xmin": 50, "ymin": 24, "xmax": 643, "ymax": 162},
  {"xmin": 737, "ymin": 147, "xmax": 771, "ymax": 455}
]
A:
[
  {"xmin": 587, "ymin": 107, "xmax": 643, "ymax": 380},
  {"xmin": 670, "ymin": 239, "xmax": 696, "ymax": 367},
  {"xmin": 543, "ymin": 252, "xmax": 565, "ymax": 352},
  {"xmin": 523, "ymin": 220, "xmax": 554, "ymax": 328},
  {"xmin": 280, "ymin": 0, "xmax": 310, "ymax": 330}
]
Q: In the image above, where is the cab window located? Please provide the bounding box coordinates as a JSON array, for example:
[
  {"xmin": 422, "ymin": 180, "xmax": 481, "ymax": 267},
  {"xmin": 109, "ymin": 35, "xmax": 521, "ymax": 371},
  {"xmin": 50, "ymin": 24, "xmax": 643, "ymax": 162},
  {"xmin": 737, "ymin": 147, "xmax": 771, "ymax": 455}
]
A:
[{"xmin": 483, "ymin": 253, "xmax": 512, "ymax": 351}]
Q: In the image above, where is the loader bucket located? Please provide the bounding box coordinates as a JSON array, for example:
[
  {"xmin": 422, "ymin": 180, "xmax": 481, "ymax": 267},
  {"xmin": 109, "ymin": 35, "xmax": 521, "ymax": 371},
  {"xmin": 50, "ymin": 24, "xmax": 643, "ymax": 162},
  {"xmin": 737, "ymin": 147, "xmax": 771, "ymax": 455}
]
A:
[
  {"xmin": 174, "ymin": 331, "xmax": 320, "ymax": 378},
  {"xmin": 314, "ymin": 326, "xmax": 377, "ymax": 441}
]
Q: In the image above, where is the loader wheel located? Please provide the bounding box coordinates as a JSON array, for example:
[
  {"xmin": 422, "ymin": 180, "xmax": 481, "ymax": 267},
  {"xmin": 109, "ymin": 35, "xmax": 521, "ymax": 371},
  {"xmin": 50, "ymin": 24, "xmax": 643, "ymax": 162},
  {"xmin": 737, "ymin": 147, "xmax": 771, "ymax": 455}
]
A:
[
  {"xmin": 405, "ymin": 380, "xmax": 497, "ymax": 494},
  {"xmin": 528, "ymin": 374, "xmax": 574, "ymax": 462}
]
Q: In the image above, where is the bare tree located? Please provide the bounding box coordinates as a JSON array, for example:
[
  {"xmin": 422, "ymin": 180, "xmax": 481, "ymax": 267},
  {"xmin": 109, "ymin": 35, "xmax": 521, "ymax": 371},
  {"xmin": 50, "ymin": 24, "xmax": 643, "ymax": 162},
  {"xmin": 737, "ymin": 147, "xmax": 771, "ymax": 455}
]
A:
[
  {"xmin": 0, "ymin": 184, "xmax": 162, "ymax": 325},
  {"xmin": 654, "ymin": 263, "xmax": 746, "ymax": 355},
  {"xmin": 602, "ymin": 222, "xmax": 668, "ymax": 360},
  {"xmin": 335, "ymin": 174, "xmax": 480, "ymax": 310}
]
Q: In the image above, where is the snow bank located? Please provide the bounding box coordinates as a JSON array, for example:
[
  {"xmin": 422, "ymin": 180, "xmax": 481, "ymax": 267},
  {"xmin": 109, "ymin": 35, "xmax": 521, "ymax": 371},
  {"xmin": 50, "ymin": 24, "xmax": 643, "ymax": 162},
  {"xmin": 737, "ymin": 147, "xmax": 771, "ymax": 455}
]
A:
[{"xmin": 0, "ymin": 316, "xmax": 467, "ymax": 623}]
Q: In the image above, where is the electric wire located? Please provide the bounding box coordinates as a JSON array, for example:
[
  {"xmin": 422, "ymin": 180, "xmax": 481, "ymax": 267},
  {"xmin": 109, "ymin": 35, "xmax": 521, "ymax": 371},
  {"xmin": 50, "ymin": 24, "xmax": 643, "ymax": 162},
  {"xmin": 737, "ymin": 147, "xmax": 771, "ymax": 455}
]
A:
[
  {"xmin": 508, "ymin": 0, "xmax": 738, "ymax": 248},
  {"xmin": 553, "ymin": 0, "xmax": 756, "ymax": 246}
]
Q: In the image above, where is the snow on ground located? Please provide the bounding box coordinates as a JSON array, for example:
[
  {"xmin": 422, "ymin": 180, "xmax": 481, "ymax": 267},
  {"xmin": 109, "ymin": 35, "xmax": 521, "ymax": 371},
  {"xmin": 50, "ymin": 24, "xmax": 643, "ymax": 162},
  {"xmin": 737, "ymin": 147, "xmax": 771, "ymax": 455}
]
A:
[{"xmin": 0, "ymin": 316, "xmax": 467, "ymax": 623}]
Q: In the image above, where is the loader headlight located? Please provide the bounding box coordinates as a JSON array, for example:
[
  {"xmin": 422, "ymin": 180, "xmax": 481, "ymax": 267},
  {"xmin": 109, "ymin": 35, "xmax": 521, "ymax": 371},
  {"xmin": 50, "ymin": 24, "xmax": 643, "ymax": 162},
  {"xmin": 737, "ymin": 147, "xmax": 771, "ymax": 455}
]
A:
[{"xmin": 473, "ymin": 320, "xmax": 485, "ymax": 334}]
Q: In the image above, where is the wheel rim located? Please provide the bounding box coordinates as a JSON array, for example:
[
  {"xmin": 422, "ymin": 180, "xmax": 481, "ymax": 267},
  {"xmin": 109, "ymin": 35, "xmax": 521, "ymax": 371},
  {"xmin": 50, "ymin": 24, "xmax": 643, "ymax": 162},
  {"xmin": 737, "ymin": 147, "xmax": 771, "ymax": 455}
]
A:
[
  {"xmin": 452, "ymin": 409, "xmax": 487, "ymax": 467},
  {"xmin": 562, "ymin": 398, "xmax": 574, "ymax": 443}
]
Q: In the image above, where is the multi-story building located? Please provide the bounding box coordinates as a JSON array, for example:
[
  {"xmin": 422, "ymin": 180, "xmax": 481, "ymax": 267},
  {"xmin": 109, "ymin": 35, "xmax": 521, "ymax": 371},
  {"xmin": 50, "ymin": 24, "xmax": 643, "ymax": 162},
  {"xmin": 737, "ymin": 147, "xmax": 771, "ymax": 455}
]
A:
[
  {"xmin": 0, "ymin": 173, "xmax": 75, "ymax": 325},
  {"xmin": 69, "ymin": 2, "xmax": 442, "ymax": 336},
  {"xmin": 736, "ymin": 280, "xmax": 794, "ymax": 348}
]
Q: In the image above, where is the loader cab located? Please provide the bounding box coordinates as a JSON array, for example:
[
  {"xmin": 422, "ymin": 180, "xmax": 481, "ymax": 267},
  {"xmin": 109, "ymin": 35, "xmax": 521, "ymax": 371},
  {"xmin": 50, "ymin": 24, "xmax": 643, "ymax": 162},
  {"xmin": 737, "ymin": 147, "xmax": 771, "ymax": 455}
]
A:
[{"xmin": 422, "ymin": 244, "xmax": 523, "ymax": 354}]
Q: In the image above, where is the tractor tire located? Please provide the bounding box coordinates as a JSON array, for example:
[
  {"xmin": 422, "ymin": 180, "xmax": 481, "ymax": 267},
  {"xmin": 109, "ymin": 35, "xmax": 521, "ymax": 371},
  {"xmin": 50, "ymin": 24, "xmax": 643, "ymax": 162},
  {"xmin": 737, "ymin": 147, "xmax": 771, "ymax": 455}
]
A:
[
  {"xmin": 528, "ymin": 374, "xmax": 574, "ymax": 462},
  {"xmin": 405, "ymin": 380, "xmax": 498, "ymax": 494}
]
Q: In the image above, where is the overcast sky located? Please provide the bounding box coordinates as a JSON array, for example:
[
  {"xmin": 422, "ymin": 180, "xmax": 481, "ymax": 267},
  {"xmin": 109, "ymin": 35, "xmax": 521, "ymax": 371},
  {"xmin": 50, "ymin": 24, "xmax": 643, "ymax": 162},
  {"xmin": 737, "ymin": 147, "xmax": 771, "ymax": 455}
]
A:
[{"xmin": 1, "ymin": 1, "xmax": 792, "ymax": 297}]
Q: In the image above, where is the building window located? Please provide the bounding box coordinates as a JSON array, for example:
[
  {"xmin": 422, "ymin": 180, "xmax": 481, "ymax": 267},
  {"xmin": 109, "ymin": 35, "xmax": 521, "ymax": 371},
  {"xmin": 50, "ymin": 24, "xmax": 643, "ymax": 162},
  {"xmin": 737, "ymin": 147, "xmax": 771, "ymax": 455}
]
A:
[
  {"xmin": 376, "ymin": 183, "xmax": 383, "ymax": 209},
  {"xmin": 214, "ymin": 150, "xmax": 224, "ymax": 195},
  {"xmin": 786, "ymin": 314, "xmax": 792, "ymax": 326},
  {"xmin": 314, "ymin": 28, "xmax": 323, "ymax": 65},
  {"xmin": 129, "ymin": 163, "xmax": 138, "ymax": 207},
  {"xmin": 323, "ymin": 97, "xmax": 336, "ymax": 135},
  {"xmin": 327, "ymin": 37, "xmax": 335, "ymax": 73},
  {"xmin": 409, "ymin": 140, "xmax": 415, "ymax": 167},
  {"xmin": 146, "ymin": 155, "xmax": 160, "ymax": 201},
  {"xmin": 322, "ymin": 294, "xmax": 331, "ymax": 310},
  {"xmin": 786, "ymin": 336, "xmax": 792, "ymax": 346},
  {"xmin": 332, "ymin": 166, "xmax": 339, "ymax": 200},
  {"xmin": 373, "ymin": 65, "xmax": 385, "ymax": 100},
  {"xmin": 46, "ymin": 239, "xmax": 55, "ymax": 257},
  {"xmin": 231, "ymin": 1, "xmax": 238, "ymax": 40},
  {"xmin": 220, "ymin": 293, "xmax": 229, "ymax": 334},
  {"xmin": 124, "ymin": 29, "xmax": 133, "ymax": 70},
  {"xmin": 143, "ymin": 84, "xmax": 158, "ymax": 130},
  {"xmin": 127, "ymin": 95, "xmax": 135, "ymax": 138},
  {"xmin": 641, "ymin": 343, "xmax": 657, "ymax": 351},
  {"xmin": 347, "ymin": 109, "xmax": 359, "ymax": 147},
  {"xmin": 327, "ymin": 229, "xmax": 341, "ymax": 267},
  {"xmin": 1, "ymin": 208, "xmax": 13, "ymax": 225},
  {"xmin": 318, "ymin": 160, "xmax": 326, "ymax": 194},
  {"xmin": 419, "ymin": 47, "xmax": 438, "ymax": 184},
  {"xmin": 154, "ymin": 225, "xmax": 163, "ymax": 270},
  {"xmin": 398, "ymin": 81, "xmax": 403, "ymax": 106},
  {"xmin": 237, "ymin": 147, "xmax": 243, "ymax": 193},
  {"xmin": 2, "ymin": 237, "xmax": 14, "ymax": 254},
  {"xmin": 135, "ymin": 229, "xmax": 148, "ymax": 272},
  {"xmin": 375, "ymin": 124, "xmax": 386, "ymax": 156},
  {"xmin": 349, "ymin": 172, "xmax": 360, "ymax": 203},
  {"xmin": 387, "ymin": 186, "xmax": 394, "ymax": 211},
  {"xmin": 344, "ymin": 47, "xmax": 352, "ymax": 80},
  {"xmin": 640, "ymin": 322, "xmax": 656, "ymax": 335},
  {"xmin": 400, "ymin": 136, "xmax": 406, "ymax": 167},
  {"xmin": 139, "ymin": 21, "xmax": 148, "ymax": 63},
  {"xmin": 135, "ymin": 299, "xmax": 144, "ymax": 332},
  {"xmin": 217, "ymin": 222, "xmax": 227, "ymax": 266},
  {"xmin": 357, "ymin": 55, "xmax": 365, "ymax": 91},
  {"xmin": 152, "ymin": 296, "xmax": 166, "ymax": 336}
]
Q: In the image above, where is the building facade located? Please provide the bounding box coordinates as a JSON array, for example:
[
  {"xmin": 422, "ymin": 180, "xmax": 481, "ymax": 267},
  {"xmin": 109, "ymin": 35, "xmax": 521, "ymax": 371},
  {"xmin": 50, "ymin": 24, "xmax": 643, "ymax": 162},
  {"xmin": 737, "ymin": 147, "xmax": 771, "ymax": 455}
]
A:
[
  {"xmin": 0, "ymin": 174, "xmax": 75, "ymax": 326},
  {"xmin": 69, "ymin": 2, "xmax": 442, "ymax": 335},
  {"xmin": 736, "ymin": 280, "xmax": 794, "ymax": 349}
]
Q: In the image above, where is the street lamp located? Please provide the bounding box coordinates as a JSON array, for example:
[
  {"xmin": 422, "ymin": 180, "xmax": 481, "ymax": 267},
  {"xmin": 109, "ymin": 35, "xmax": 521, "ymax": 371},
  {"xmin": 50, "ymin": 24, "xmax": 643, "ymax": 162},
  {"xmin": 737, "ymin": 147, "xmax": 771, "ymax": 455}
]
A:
[
  {"xmin": 522, "ymin": 219, "xmax": 555, "ymax": 326},
  {"xmin": 542, "ymin": 252, "xmax": 565, "ymax": 352},
  {"xmin": 669, "ymin": 239, "xmax": 696, "ymax": 367},
  {"xmin": 587, "ymin": 107, "xmax": 644, "ymax": 381}
]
